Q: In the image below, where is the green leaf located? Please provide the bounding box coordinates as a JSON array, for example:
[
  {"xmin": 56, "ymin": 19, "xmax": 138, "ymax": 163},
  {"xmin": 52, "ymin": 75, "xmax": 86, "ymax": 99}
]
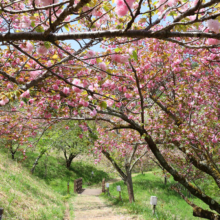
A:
[
  {"xmin": 116, "ymin": 24, "xmax": 123, "ymax": 29},
  {"xmin": 31, "ymin": 21, "xmax": 35, "ymax": 28},
  {"xmin": 100, "ymin": 101, "xmax": 107, "ymax": 109},
  {"xmin": 169, "ymin": 11, "xmax": 178, "ymax": 17},
  {"xmin": 115, "ymin": 48, "xmax": 121, "ymax": 52},
  {"xmin": 35, "ymin": 26, "xmax": 44, "ymax": 33},
  {"xmin": 96, "ymin": 58, "xmax": 102, "ymax": 64},
  {"xmin": 44, "ymin": 41, "xmax": 51, "ymax": 49},
  {"xmin": 22, "ymin": 98, "xmax": 28, "ymax": 104},
  {"xmin": 89, "ymin": 133, "xmax": 98, "ymax": 141},
  {"xmin": 14, "ymin": 90, "xmax": 21, "ymax": 98},
  {"xmin": 132, "ymin": 50, "xmax": 138, "ymax": 61},
  {"xmin": 64, "ymin": 24, "xmax": 70, "ymax": 32},
  {"xmin": 103, "ymin": 5, "xmax": 110, "ymax": 11}
]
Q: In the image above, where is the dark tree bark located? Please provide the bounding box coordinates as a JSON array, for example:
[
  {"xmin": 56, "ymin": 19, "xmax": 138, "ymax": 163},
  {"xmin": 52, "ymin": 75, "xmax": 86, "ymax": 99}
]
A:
[
  {"xmin": 193, "ymin": 207, "xmax": 220, "ymax": 220},
  {"xmin": 9, "ymin": 142, "xmax": 19, "ymax": 160},
  {"xmin": 102, "ymin": 150, "xmax": 141, "ymax": 203},
  {"xmin": 64, "ymin": 150, "xmax": 77, "ymax": 169},
  {"xmin": 102, "ymin": 150, "xmax": 127, "ymax": 181},
  {"xmin": 125, "ymin": 163, "xmax": 135, "ymax": 203},
  {"xmin": 172, "ymin": 185, "xmax": 220, "ymax": 220},
  {"xmin": 11, "ymin": 152, "xmax": 15, "ymax": 160}
]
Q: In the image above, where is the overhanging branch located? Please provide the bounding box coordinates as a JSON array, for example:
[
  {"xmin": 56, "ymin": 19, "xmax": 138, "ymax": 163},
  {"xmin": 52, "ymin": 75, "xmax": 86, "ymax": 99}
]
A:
[{"xmin": 1, "ymin": 30, "xmax": 220, "ymax": 42}]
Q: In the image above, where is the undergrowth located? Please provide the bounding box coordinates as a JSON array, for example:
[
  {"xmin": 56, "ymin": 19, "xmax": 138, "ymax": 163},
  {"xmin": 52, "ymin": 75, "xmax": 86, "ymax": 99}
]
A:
[
  {"xmin": 0, "ymin": 147, "xmax": 109, "ymax": 219},
  {"xmin": 102, "ymin": 171, "xmax": 216, "ymax": 220}
]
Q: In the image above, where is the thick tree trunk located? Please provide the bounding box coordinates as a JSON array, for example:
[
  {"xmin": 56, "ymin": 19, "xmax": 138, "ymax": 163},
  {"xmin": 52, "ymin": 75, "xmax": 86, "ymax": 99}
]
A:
[
  {"xmin": 125, "ymin": 164, "xmax": 135, "ymax": 203},
  {"xmin": 66, "ymin": 159, "xmax": 72, "ymax": 169},
  {"xmin": 9, "ymin": 145, "xmax": 16, "ymax": 160},
  {"xmin": 144, "ymin": 135, "xmax": 220, "ymax": 214},
  {"xmin": 172, "ymin": 185, "xmax": 220, "ymax": 219},
  {"xmin": 64, "ymin": 152, "xmax": 77, "ymax": 169},
  {"xmin": 193, "ymin": 207, "xmax": 220, "ymax": 219}
]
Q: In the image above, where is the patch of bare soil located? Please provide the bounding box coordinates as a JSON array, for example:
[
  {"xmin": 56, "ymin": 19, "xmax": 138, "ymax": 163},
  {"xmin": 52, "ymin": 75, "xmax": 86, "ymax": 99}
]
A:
[
  {"xmin": 73, "ymin": 189, "xmax": 142, "ymax": 220},
  {"xmin": 63, "ymin": 202, "xmax": 70, "ymax": 220}
]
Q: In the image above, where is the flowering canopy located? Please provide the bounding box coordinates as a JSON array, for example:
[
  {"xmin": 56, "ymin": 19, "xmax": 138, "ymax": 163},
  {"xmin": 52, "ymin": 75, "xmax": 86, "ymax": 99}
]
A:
[{"xmin": 1, "ymin": 0, "xmax": 220, "ymax": 219}]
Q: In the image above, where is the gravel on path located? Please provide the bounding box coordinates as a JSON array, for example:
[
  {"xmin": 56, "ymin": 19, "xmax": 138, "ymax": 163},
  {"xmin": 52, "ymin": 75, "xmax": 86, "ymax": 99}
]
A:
[{"xmin": 73, "ymin": 189, "xmax": 141, "ymax": 220}]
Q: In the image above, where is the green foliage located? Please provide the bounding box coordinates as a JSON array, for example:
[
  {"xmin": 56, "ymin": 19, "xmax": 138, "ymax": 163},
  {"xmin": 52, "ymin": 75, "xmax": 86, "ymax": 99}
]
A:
[
  {"xmin": 44, "ymin": 41, "xmax": 51, "ymax": 49},
  {"xmin": 37, "ymin": 121, "xmax": 92, "ymax": 158},
  {"xmin": 5, "ymin": 148, "xmax": 109, "ymax": 194},
  {"xmin": 35, "ymin": 26, "xmax": 44, "ymax": 32},
  {"xmin": 0, "ymin": 147, "xmax": 109, "ymax": 219},
  {"xmin": 103, "ymin": 171, "xmax": 215, "ymax": 220},
  {"xmin": 100, "ymin": 101, "xmax": 107, "ymax": 109},
  {"xmin": 132, "ymin": 50, "xmax": 138, "ymax": 61},
  {"xmin": 0, "ymin": 152, "xmax": 65, "ymax": 220}
]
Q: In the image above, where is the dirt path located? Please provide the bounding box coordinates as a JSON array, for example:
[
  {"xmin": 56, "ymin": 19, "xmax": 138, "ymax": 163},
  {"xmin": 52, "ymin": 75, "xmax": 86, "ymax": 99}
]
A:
[{"xmin": 73, "ymin": 189, "xmax": 141, "ymax": 220}]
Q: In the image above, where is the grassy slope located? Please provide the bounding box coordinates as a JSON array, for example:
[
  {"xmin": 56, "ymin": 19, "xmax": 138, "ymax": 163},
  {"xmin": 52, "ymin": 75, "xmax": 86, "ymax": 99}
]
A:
[
  {"xmin": 103, "ymin": 171, "xmax": 217, "ymax": 220},
  {"xmin": 0, "ymin": 148, "xmax": 109, "ymax": 220},
  {"xmin": 0, "ymin": 152, "xmax": 66, "ymax": 220},
  {"xmin": 21, "ymin": 151, "xmax": 109, "ymax": 194}
]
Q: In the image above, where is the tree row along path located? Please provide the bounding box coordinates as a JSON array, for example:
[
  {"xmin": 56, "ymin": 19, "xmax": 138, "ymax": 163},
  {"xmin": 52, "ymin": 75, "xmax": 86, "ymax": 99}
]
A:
[{"xmin": 72, "ymin": 188, "xmax": 141, "ymax": 220}]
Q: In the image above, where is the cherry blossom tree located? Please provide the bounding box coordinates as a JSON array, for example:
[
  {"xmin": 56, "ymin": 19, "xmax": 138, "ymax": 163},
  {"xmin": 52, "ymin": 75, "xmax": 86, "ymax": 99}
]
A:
[
  {"xmin": 1, "ymin": 0, "xmax": 220, "ymax": 219},
  {"xmin": 88, "ymin": 124, "xmax": 147, "ymax": 203}
]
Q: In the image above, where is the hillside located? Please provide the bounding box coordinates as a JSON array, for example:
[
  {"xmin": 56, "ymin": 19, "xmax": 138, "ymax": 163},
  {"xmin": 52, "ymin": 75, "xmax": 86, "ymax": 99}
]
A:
[
  {"xmin": 0, "ymin": 149, "xmax": 110, "ymax": 220},
  {"xmin": 0, "ymin": 152, "xmax": 66, "ymax": 219},
  {"xmin": 102, "ymin": 171, "xmax": 218, "ymax": 220}
]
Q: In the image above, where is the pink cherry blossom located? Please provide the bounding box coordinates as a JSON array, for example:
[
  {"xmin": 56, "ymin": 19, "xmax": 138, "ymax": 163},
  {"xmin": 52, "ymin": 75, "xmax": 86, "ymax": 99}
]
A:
[
  {"xmin": 20, "ymin": 16, "xmax": 31, "ymax": 29},
  {"xmin": 207, "ymin": 19, "xmax": 220, "ymax": 33},
  {"xmin": 111, "ymin": 54, "xmax": 129, "ymax": 63},
  {"xmin": 63, "ymin": 87, "xmax": 70, "ymax": 95},
  {"xmin": 0, "ymin": 97, "xmax": 9, "ymax": 106},
  {"xmin": 115, "ymin": 0, "xmax": 135, "ymax": 16},
  {"xmin": 37, "ymin": 45, "xmax": 48, "ymax": 55},
  {"xmin": 7, "ymin": 83, "xmax": 13, "ymax": 89},
  {"xmin": 92, "ymin": 10, "xmax": 103, "ymax": 17},
  {"xmin": 99, "ymin": 62, "xmax": 107, "ymax": 71},
  {"xmin": 19, "ymin": 101, "xmax": 25, "ymax": 108},
  {"xmin": 167, "ymin": 0, "xmax": 178, "ymax": 6},
  {"xmin": 128, "ymin": 48, "xmax": 134, "ymax": 55},
  {"xmin": 52, "ymin": 84, "xmax": 59, "ymax": 90},
  {"xmin": 90, "ymin": 109, "xmax": 97, "ymax": 117},
  {"xmin": 30, "ymin": 71, "xmax": 41, "ymax": 79},
  {"xmin": 212, "ymin": 135, "xmax": 218, "ymax": 143},
  {"xmin": 20, "ymin": 90, "xmax": 30, "ymax": 98},
  {"xmin": 125, "ymin": 93, "xmax": 132, "ymax": 98},
  {"xmin": 29, "ymin": 99, "xmax": 34, "ymax": 104},
  {"xmin": 72, "ymin": 79, "xmax": 83, "ymax": 93},
  {"xmin": 87, "ymin": 50, "xmax": 95, "ymax": 57},
  {"xmin": 107, "ymin": 99, "xmax": 114, "ymax": 107},
  {"xmin": 116, "ymin": 5, "xmax": 129, "ymax": 16},
  {"xmin": 206, "ymin": 38, "xmax": 220, "ymax": 45},
  {"xmin": 25, "ymin": 42, "xmax": 34, "ymax": 53},
  {"xmin": 39, "ymin": 0, "xmax": 59, "ymax": 6}
]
